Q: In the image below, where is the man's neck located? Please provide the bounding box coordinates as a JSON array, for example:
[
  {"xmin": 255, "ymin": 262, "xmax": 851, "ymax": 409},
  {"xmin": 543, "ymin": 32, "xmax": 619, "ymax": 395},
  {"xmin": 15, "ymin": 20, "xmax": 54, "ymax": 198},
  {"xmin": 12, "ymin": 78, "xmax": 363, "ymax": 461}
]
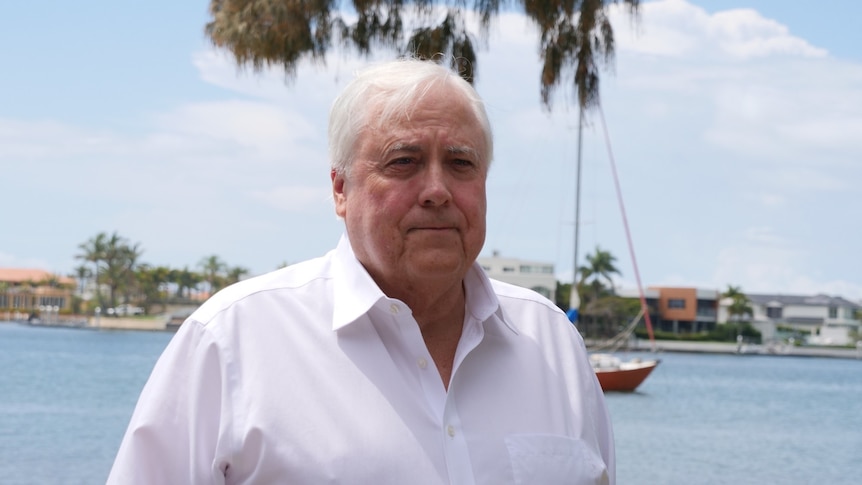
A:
[{"xmin": 388, "ymin": 279, "xmax": 467, "ymax": 391}]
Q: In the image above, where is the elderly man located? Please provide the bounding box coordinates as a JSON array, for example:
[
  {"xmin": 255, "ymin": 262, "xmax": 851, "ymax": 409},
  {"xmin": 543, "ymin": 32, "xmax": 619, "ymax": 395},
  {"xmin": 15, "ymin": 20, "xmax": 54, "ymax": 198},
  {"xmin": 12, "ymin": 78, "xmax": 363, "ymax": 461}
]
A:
[{"xmin": 108, "ymin": 59, "xmax": 614, "ymax": 484}]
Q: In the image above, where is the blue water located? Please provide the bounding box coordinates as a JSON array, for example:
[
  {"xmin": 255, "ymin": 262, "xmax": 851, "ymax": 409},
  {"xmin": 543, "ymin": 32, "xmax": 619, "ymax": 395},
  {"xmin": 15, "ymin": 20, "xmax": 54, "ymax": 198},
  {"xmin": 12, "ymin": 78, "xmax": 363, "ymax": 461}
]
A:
[
  {"xmin": 0, "ymin": 323, "xmax": 173, "ymax": 484},
  {"xmin": 607, "ymin": 351, "xmax": 862, "ymax": 484},
  {"xmin": 1, "ymin": 322, "xmax": 860, "ymax": 484}
]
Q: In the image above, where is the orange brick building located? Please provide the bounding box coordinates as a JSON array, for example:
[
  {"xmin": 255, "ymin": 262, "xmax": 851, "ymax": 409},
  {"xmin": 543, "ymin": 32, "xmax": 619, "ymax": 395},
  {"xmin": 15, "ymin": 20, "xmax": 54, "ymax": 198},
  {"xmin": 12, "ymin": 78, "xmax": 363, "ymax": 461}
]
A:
[
  {"xmin": 649, "ymin": 286, "xmax": 720, "ymax": 333},
  {"xmin": 620, "ymin": 286, "xmax": 721, "ymax": 334}
]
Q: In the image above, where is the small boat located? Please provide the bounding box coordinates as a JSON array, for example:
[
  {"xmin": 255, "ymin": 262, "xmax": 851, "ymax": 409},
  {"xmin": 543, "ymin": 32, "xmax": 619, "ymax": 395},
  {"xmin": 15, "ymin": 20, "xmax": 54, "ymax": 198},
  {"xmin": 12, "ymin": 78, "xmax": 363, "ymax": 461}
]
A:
[
  {"xmin": 584, "ymin": 309, "xmax": 660, "ymax": 392},
  {"xmin": 590, "ymin": 353, "xmax": 659, "ymax": 392}
]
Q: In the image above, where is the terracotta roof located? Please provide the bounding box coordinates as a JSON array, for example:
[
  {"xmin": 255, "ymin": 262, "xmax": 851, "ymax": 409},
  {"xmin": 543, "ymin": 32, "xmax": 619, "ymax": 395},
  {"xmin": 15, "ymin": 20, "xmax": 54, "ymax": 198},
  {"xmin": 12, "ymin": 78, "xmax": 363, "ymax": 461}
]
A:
[{"xmin": 0, "ymin": 268, "xmax": 76, "ymax": 286}]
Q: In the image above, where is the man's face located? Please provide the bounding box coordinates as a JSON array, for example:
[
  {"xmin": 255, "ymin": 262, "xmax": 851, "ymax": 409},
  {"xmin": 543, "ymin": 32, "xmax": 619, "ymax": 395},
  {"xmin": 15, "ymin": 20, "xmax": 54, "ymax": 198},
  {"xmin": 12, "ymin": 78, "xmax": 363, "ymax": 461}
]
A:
[{"xmin": 332, "ymin": 83, "xmax": 488, "ymax": 294}]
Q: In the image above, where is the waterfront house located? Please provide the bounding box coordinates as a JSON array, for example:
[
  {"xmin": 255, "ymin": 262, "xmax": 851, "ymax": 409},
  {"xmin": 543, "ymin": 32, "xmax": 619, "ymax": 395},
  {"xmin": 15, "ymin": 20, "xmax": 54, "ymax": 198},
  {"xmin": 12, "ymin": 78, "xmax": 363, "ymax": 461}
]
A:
[
  {"xmin": 477, "ymin": 251, "xmax": 557, "ymax": 302},
  {"xmin": 742, "ymin": 293, "xmax": 862, "ymax": 346},
  {"xmin": 0, "ymin": 268, "xmax": 75, "ymax": 319},
  {"xmin": 617, "ymin": 286, "xmax": 720, "ymax": 334}
]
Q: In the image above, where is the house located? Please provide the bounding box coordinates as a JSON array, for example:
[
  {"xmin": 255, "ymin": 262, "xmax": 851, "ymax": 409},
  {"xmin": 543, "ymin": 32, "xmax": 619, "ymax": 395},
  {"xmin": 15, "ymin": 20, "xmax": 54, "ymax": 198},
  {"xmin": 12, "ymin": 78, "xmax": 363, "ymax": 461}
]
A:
[
  {"xmin": 743, "ymin": 293, "xmax": 862, "ymax": 346},
  {"xmin": 0, "ymin": 268, "xmax": 76, "ymax": 317},
  {"xmin": 477, "ymin": 251, "xmax": 556, "ymax": 302},
  {"xmin": 618, "ymin": 286, "xmax": 720, "ymax": 334}
]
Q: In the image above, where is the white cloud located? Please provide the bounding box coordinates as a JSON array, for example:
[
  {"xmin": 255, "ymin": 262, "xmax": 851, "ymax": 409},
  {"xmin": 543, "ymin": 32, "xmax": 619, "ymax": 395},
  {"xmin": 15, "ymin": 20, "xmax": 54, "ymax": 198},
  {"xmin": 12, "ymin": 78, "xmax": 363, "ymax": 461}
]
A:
[
  {"xmin": 749, "ymin": 192, "xmax": 786, "ymax": 209},
  {"xmin": 712, "ymin": 242, "xmax": 802, "ymax": 291},
  {"xmin": 709, "ymin": 9, "xmax": 827, "ymax": 59},
  {"xmin": 0, "ymin": 119, "xmax": 125, "ymax": 160},
  {"xmin": 613, "ymin": 0, "xmax": 827, "ymax": 60},
  {"xmin": 744, "ymin": 226, "xmax": 786, "ymax": 245},
  {"xmin": 151, "ymin": 99, "xmax": 320, "ymax": 164},
  {"xmin": 251, "ymin": 186, "xmax": 333, "ymax": 213},
  {"xmin": 0, "ymin": 252, "xmax": 52, "ymax": 271}
]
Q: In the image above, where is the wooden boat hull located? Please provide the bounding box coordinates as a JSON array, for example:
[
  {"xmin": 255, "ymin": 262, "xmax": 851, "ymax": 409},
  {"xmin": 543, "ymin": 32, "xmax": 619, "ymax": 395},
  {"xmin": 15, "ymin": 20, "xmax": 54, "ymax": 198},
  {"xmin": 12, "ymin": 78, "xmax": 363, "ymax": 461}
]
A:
[{"xmin": 594, "ymin": 359, "xmax": 659, "ymax": 392}]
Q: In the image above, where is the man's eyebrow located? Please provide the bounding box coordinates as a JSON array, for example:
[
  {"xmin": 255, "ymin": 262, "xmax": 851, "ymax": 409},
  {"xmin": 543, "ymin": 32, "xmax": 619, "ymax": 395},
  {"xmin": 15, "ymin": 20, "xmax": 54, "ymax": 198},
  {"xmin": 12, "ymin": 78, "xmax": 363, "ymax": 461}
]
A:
[
  {"xmin": 446, "ymin": 146, "xmax": 480, "ymax": 159},
  {"xmin": 382, "ymin": 142, "xmax": 421, "ymax": 157},
  {"xmin": 382, "ymin": 143, "xmax": 481, "ymax": 160}
]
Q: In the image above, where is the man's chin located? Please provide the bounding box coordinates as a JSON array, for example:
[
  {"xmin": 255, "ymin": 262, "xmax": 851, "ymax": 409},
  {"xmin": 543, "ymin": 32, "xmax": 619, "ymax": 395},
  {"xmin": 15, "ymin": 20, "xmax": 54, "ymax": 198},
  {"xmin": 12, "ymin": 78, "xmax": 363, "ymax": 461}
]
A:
[{"xmin": 407, "ymin": 251, "xmax": 467, "ymax": 277}]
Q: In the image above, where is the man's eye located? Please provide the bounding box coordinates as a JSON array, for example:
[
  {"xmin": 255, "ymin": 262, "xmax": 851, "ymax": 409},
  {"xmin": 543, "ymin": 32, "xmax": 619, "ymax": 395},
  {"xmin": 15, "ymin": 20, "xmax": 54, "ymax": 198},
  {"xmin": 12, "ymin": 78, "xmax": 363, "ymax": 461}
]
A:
[
  {"xmin": 382, "ymin": 158, "xmax": 419, "ymax": 175},
  {"xmin": 385, "ymin": 157, "xmax": 415, "ymax": 167},
  {"xmin": 452, "ymin": 159, "xmax": 476, "ymax": 169}
]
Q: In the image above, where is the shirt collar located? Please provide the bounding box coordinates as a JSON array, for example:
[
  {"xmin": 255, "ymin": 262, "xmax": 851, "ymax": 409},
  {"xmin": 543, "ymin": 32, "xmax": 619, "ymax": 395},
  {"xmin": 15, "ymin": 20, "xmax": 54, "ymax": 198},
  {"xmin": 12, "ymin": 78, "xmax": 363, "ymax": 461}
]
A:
[
  {"xmin": 330, "ymin": 233, "xmax": 517, "ymax": 335},
  {"xmin": 331, "ymin": 234, "xmax": 388, "ymax": 331},
  {"xmin": 463, "ymin": 262, "xmax": 519, "ymax": 335}
]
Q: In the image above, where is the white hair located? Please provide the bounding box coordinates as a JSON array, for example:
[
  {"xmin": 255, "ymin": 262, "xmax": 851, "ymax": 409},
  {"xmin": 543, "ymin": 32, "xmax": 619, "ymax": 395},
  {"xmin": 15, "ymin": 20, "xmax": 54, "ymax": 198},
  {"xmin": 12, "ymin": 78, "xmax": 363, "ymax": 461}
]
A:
[{"xmin": 328, "ymin": 58, "xmax": 493, "ymax": 176}]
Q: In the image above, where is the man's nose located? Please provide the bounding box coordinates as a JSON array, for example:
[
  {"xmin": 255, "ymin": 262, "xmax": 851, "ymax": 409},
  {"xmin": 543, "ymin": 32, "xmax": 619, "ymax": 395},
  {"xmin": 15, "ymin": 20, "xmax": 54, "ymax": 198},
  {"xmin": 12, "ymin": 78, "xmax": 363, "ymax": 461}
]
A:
[{"xmin": 419, "ymin": 162, "xmax": 452, "ymax": 207}]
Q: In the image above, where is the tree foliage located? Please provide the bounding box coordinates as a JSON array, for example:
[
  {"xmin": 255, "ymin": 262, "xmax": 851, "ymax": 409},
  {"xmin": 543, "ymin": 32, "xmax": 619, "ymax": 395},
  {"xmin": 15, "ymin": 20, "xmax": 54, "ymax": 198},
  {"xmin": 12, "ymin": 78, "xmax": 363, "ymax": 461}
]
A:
[
  {"xmin": 72, "ymin": 232, "xmax": 251, "ymax": 314},
  {"xmin": 723, "ymin": 284, "xmax": 753, "ymax": 323},
  {"xmin": 578, "ymin": 245, "xmax": 620, "ymax": 301},
  {"xmin": 76, "ymin": 231, "xmax": 140, "ymax": 309},
  {"xmin": 205, "ymin": 0, "xmax": 639, "ymax": 109}
]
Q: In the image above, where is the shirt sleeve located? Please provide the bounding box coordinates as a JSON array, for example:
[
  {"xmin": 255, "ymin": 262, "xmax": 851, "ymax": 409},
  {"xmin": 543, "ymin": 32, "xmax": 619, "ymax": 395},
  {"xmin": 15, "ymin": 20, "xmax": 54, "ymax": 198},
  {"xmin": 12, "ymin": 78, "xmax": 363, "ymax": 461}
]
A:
[
  {"xmin": 107, "ymin": 320, "xmax": 229, "ymax": 484},
  {"xmin": 573, "ymin": 329, "xmax": 616, "ymax": 484}
]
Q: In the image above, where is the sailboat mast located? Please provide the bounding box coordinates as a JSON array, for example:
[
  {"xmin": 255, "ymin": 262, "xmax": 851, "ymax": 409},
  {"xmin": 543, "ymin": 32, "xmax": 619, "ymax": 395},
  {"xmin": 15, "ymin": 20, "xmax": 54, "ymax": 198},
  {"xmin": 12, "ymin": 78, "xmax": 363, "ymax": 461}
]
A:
[{"xmin": 572, "ymin": 108, "xmax": 584, "ymax": 316}]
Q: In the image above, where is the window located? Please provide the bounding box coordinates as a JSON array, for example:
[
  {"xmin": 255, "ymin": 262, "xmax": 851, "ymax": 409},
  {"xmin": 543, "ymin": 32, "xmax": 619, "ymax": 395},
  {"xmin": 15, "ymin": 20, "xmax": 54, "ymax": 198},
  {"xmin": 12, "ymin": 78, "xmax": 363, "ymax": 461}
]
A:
[
  {"xmin": 828, "ymin": 307, "xmax": 837, "ymax": 319},
  {"xmin": 766, "ymin": 307, "xmax": 782, "ymax": 319},
  {"xmin": 668, "ymin": 299, "xmax": 685, "ymax": 309},
  {"xmin": 519, "ymin": 264, "xmax": 555, "ymax": 274},
  {"xmin": 503, "ymin": 266, "xmax": 515, "ymax": 273}
]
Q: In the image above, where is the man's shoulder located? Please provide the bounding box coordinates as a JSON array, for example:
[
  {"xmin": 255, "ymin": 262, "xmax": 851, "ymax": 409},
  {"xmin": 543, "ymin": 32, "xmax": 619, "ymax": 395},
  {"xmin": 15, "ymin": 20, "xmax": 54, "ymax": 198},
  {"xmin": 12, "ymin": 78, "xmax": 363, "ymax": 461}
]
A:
[
  {"xmin": 192, "ymin": 253, "xmax": 335, "ymax": 323},
  {"xmin": 488, "ymin": 278, "xmax": 560, "ymax": 313},
  {"xmin": 486, "ymin": 278, "xmax": 578, "ymax": 337}
]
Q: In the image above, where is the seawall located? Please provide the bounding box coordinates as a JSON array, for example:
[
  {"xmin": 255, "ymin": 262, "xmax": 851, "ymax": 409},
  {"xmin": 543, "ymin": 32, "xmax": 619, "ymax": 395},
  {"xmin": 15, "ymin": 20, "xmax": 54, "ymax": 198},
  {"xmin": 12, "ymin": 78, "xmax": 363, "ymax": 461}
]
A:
[
  {"xmin": 88, "ymin": 316, "xmax": 167, "ymax": 331},
  {"xmin": 617, "ymin": 339, "xmax": 862, "ymax": 360}
]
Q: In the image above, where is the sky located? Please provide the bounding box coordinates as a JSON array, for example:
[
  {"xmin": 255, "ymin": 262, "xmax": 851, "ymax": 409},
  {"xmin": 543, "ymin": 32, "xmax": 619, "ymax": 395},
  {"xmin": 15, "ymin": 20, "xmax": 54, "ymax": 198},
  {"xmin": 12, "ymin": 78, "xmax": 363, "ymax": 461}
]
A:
[{"xmin": 2, "ymin": 0, "xmax": 860, "ymax": 302}]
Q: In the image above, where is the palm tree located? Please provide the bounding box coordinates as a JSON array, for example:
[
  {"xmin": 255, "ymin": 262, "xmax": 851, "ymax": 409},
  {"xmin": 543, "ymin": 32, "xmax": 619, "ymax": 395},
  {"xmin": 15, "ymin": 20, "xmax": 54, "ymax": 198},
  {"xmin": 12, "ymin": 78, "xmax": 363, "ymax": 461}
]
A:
[
  {"xmin": 76, "ymin": 232, "xmax": 108, "ymax": 307},
  {"xmin": 199, "ymin": 255, "xmax": 227, "ymax": 295},
  {"xmin": 579, "ymin": 246, "xmax": 620, "ymax": 302},
  {"xmin": 723, "ymin": 285, "xmax": 753, "ymax": 323},
  {"xmin": 204, "ymin": 0, "xmax": 640, "ymax": 110},
  {"xmin": 135, "ymin": 265, "xmax": 172, "ymax": 314},
  {"xmin": 99, "ymin": 232, "xmax": 143, "ymax": 308},
  {"xmin": 225, "ymin": 266, "xmax": 250, "ymax": 285},
  {"xmin": 171, "ymin": 267, "xmax": 202, "ymax": 300},
  {"xmin": 72, "ymin": 265, "xmax": 91, "ymax": 296}
]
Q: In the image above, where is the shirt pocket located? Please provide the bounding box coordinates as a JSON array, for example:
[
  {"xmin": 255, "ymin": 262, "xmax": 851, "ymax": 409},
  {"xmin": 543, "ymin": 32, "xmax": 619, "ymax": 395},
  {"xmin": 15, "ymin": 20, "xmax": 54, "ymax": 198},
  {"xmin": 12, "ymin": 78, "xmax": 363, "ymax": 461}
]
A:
[{"xmin": 504, "ymin": 434, "xmax": 610, "ymax": 485}]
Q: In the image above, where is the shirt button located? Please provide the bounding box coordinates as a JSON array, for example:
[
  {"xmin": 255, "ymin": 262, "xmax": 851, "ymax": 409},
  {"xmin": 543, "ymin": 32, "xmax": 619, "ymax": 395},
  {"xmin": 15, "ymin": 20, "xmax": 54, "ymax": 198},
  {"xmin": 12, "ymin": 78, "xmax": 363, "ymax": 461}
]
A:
[
  {"xmin": 389, "ymin": 304, "xmax": 399, "ymax": 314},
  {"xmin": 447, "ymin": 425, "xmax": 455, "ymax": 437},
  {"xmin": 417, "ymin": 358, "xmax": 428, "ymax": 369}
]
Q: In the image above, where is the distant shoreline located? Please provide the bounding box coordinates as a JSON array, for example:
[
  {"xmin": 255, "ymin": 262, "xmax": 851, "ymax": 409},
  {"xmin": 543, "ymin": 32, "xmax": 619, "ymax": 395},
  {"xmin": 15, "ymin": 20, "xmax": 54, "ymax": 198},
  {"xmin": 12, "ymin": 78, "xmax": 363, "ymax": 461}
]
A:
[
  {"xmin": 5, "ymin": 320, "xmax": 861, "ymax": 359},
  {"xmin": 2, "ymin": 316, "xmax": 169, "ymax": 332},
  {"xmin": 593, "ymin": 339, "xmax": 862, "ymax": 360}
]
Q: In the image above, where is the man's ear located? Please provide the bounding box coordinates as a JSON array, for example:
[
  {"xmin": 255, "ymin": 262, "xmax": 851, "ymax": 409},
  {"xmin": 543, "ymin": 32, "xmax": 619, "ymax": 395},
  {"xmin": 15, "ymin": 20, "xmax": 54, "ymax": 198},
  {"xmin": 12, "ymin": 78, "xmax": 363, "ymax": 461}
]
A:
[{"xmin": 332, "ymin": 169, "xmax": 347, "ymax": 218}]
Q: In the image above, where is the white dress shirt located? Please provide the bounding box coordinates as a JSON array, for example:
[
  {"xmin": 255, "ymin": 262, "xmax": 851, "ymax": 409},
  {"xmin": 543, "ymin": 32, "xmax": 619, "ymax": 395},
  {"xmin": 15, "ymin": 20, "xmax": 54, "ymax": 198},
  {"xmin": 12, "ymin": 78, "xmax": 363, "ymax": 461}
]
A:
[{"xmin": 108, "ymin": 236, "xmax": 614, "ymax": 484}]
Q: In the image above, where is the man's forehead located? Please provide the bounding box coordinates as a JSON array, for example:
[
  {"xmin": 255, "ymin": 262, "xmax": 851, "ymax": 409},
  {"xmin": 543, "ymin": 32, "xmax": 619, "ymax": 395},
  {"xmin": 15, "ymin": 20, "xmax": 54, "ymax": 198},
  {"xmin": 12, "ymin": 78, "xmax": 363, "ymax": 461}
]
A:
[{"xmin": 359, "ymin": 85, "xmax": 491, "ymax": 162}]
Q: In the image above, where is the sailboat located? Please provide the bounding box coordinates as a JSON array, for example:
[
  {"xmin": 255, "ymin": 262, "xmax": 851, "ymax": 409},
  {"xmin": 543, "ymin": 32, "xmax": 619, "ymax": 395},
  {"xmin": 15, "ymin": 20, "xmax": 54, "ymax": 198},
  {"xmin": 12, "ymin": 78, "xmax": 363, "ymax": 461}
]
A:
[
  {"xmin": 569, "ymin": 106, "xmax": 659, "ymax": 393},
  {"xmin": 586, "ymin": 309, "xmax": 660, "ymax": 392}
]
